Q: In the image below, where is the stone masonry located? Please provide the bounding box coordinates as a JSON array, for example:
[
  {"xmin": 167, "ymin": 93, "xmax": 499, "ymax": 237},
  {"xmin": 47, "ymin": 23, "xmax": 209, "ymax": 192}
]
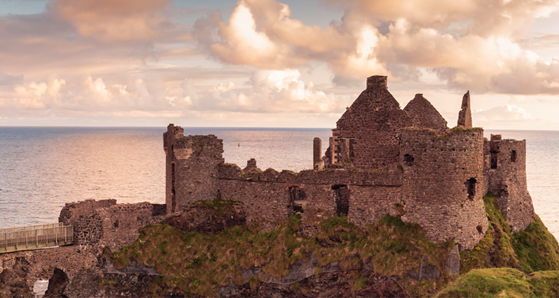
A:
[
  {"xmin": 457, "ymin": 91, "xmax": 472, "ymax": 128},
  {"xmin": 164, "ymin": 76, "xmax": 536, "ymax": 251},
  {"xmin": 1, "ymin": 199, "xmax": 167, "ymax": 297}
]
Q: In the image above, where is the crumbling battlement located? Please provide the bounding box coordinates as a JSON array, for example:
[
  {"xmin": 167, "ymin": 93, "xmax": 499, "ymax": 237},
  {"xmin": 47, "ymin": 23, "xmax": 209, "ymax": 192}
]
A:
[{"xmin": 164, "ymin": 76, "xmax": 536, "ymax": 251}]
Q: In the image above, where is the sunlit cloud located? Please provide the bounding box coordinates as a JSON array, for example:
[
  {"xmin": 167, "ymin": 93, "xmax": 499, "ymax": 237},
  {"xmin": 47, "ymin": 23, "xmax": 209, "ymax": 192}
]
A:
[{"xmin": 0, "ymin": 0, "xmax": 559, "ymax": 128}]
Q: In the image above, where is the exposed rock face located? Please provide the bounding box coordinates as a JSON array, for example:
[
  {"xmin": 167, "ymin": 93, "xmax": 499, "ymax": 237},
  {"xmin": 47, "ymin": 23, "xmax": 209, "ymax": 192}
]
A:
[
  {"xmin": 457, "ymin": 91, "xmax": 472, "ymax": 128},
  {"xmin": 404, "ymin": 93, "xmax": 448, "ymax": 134},
  {"xmin": 165, "ymin": 200, "xmax": 247, "ymax": 233},
  {"xmin": 44, "ymin": 268, "xmax": 69, "ymax": 298}
]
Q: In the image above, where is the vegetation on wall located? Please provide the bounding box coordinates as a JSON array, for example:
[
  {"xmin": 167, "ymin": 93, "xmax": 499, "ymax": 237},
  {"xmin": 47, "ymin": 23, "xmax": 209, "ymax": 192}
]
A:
[{"xmin": 107, "ymin": 199, "xmax": 456, "ymax": 297}]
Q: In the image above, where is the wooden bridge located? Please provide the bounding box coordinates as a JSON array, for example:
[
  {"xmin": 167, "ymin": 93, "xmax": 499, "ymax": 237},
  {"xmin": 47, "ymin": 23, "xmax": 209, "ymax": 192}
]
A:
[{"xmin": 0, "ymin": 223, "xmax": 73, "ymax": 254}]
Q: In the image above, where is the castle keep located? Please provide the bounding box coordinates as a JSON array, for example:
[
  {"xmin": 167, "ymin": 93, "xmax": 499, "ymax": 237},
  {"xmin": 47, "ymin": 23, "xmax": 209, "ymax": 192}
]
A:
[{"xmin": 164, "ymin": 76, "xmax": 535, "ymax": 251}]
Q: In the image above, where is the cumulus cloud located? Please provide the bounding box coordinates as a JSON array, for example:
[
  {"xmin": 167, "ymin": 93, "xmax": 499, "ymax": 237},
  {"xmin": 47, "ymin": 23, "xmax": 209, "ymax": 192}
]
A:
[{"xmin": 193, "ymin": 0, "xmax": 559, "ymax": 94}]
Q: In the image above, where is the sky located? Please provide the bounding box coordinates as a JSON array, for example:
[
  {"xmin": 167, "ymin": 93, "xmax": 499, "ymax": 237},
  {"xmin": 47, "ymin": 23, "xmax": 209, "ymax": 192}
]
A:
[{"xmin": 1, "ymin": 0, "xmax": 559, "ymax": 129}]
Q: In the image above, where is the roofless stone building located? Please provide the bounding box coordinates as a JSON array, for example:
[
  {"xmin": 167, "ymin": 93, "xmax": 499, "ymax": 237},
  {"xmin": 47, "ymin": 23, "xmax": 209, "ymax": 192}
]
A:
[{"xmin": 164, "ymin": 76, "xmax": 535, "ymax": 251}]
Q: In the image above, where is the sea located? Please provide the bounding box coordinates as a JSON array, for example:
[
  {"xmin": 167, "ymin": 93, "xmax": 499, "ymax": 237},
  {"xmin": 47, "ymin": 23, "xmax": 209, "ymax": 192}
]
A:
[{"xmin": 0, "ymin": 127, "xmax": 558, "ymax": 240}]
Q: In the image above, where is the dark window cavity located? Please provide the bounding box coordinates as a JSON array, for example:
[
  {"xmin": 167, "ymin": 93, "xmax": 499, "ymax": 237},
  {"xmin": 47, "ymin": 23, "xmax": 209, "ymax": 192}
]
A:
[
  {"xmin": 403, "ymin": 154, "xmax": 414, "ymax": 166},
  {"xmin": 511, "ymin": 150, "xmax": 517, "ymax": 162},
  {"xmin": 490, "ymin": 151, "xmax": 498, "ymax": 169},
  {"xmin": 332, "ymin": 185, "xmax": 350, "ymax": 216},
  {"xmin": 465, "ymin": 178, "xmax": 477, "ymax": 200},
  {"xmin": 289, "ymin": 186, "xmax": 307, "ymax": 214},
  {"xmin": 476, "ymin": 225, "xmax": 483, "ymax": 234}
]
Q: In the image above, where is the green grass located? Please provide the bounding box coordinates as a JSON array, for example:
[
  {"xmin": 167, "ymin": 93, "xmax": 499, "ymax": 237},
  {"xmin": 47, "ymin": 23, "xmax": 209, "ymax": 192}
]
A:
[
  {"xmin": 436, "ymin": 268, "xmax": 559, "ymax": 297},
  {"xmin": 103, "ymin": 193, "xmax": 559, "ymax": 297},
  {"xmin": 512, "ymin": 214, "xmax": 559, "ymax": 273},
  {"xmin": 106, "ymin": 214, "xmax": 455, "ymax": 297},
  {"xmin": 435, "ymin": 268, "xmax": 533, "ymax": 298},
  {"xmin": 460, "ymin": 194, "xmax": 559, "ymax": 275},
  {"xmin": 459, "ymin": 194, "xmax": 520, "ymax": 273}
]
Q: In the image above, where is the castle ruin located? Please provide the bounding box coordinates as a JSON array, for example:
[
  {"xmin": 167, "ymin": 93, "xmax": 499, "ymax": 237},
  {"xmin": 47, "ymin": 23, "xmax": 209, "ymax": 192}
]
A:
[{"xmin": 163, "ymin": 76, "xmax": 535, "ymax": 251}]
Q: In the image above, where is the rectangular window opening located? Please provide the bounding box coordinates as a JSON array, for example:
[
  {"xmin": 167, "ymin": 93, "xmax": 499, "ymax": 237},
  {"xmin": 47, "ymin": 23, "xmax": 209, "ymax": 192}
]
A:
[
  {"xmin": 511, "ymin": 150, "xmax": 517, "ymax": 162},
  {"xmin": 289, "ymin": 186, "xmax": 307, "ymax": 214},
  {"xmin": 465, "ymin": 178, "xmax": 477, "ymax": 200},
  {"xmin": 332, "ymin": 185, "xmax": 350, "ymax": 216},
  {"xmin": 490, "ymin": 151, "xmax": 498, "ymax": 169}
]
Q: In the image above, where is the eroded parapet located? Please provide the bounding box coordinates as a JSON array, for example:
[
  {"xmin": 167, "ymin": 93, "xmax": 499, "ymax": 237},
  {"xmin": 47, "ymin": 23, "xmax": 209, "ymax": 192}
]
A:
[
  {"xmin": 400, "ymin": 127, "xmax": 488, "ymax": 250},
  {"xmin": 485, "ymin": 135, "xmax": 535, "ymax": 232},
  {"xmin": 457, "ymin": 91, "xmax": 473, "ymax": 128}
]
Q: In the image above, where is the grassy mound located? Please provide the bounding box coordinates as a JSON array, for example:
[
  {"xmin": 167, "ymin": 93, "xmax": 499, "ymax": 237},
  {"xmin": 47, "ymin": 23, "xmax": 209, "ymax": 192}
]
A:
[
  {"xmin": 460, "ymin": 194, "xmax": 559, "ymax": 275},
  {"xmin": 107, "ymin": 209, "xmax": 455, "ymax": 297},
  {"xmin": 435, "ymin": 268, "xmax": 559, "ymax": 298},
  {"xmin": 512, "ymin": 214, "xmax": 559, "ymax": 273}
]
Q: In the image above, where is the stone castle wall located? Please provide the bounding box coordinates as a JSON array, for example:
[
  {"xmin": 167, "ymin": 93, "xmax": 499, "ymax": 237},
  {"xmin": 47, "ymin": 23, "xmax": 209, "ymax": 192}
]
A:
[
  {"xmin": 399, "ymin": 128, "xmax": 489, "ymax": 250},
  {"xmin": 59, "ymin": 199, "xmax": 165, "ymax": 249},
  {"xmin": 217, "ymin": 162, "xmax": 403, "ymax": 232},
  {"xmin": 484, "ymin": 135, "xmax": 535, "ymax": 232},
  {"xmin": 164, "ymin": 124, "xmax": 224, "ymax": 214}
]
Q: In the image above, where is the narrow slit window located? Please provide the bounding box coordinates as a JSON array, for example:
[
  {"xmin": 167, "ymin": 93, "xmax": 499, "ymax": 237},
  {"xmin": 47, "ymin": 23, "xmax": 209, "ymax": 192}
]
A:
[
  {"xmin": 511, "ymin": 150, "xmax": 517, "ymax": 162},
  {"xmin": 171, "ymin": 162, "xmax": 176, "ymax": 212},
  {"xmin": 332, "ymin": 185, "xmax": 350, "ymax": 216}
]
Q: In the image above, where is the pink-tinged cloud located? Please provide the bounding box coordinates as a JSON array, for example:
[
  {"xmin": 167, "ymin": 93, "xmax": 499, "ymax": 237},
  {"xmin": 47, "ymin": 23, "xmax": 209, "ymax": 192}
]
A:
[{"xmin": 52, "ymin": 0, "xmax": 170, "ymax": 41}]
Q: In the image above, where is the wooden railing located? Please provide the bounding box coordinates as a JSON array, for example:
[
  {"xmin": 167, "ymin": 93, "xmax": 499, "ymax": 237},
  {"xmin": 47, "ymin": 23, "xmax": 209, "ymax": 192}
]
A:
[{"xmin": 0, "ymin": 223, "xmax": 73, "ymax": 254}]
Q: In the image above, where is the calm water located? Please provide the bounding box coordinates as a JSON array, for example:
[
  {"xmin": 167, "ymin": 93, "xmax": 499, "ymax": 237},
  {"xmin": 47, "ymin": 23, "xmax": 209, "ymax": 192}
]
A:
[{"xmin": 0, "ymin": 127, "xmax": 558, "ymax": 240}]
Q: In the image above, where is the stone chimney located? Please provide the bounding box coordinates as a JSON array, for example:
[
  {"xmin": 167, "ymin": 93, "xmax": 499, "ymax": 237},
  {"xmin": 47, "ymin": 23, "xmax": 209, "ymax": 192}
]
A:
[
  {"xmin": 366, "ymin": 76, "xmax": 388, "ymax": 90},
  {"xmin": 457, "ymin": 91, "xmax": 472, "ymax": 128}
]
